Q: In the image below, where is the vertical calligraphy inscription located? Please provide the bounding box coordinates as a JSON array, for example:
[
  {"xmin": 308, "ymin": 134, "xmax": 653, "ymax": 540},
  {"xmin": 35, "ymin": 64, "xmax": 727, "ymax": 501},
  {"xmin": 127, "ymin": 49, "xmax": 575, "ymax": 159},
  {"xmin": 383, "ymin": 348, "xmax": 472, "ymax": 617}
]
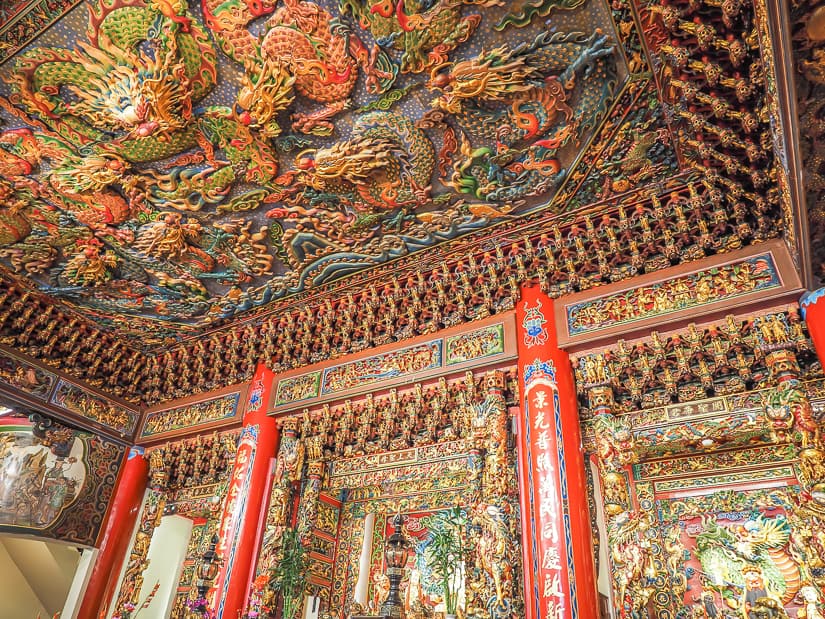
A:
[{"xmin": 524, "ymin": 360, "xmax": 571, "ymax": 619}]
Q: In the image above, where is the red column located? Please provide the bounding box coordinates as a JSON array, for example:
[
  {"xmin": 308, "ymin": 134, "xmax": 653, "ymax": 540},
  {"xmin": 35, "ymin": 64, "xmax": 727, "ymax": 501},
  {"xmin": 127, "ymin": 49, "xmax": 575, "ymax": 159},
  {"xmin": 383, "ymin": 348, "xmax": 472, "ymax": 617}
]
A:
[
  {"xmin": 78, "ymin": 447, "xmax": 148, "ymax": 619},
  {"xmin": 515, "ymin": 284, "xmax": 598, "ymax": 619},
  {"xmin": 802, "ymin": 288, "xmax": 825, "ymax": 367},
  {"xmin": 213, "ymin": 363, "xmax": 280, "ymax": 619}
]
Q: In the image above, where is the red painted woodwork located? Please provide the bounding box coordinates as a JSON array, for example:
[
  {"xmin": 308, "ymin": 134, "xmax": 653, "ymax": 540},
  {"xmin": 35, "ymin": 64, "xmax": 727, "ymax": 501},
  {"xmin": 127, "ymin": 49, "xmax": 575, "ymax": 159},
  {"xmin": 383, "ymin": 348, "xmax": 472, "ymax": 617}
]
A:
[
  {"xmin": 213, "ymin": 363, "xmax": 280, "ymax": 619},
  {"xmin": 550, "ymin": 315, "xmax": 599, "ymax": 619},
  {"xmin": 802, "ymin": 288, "xmax": 825, "ymax": 368},
  {"xmin": 77, "ymin": 447, "xmax": 148, "ymax": 619},
  {"xmin": 514, "ymin": 405, "xmax": 538, "ymax": 619},
  {"xmin": 516, "ymin": 284, "xmax": 598, "ymax": 619}
]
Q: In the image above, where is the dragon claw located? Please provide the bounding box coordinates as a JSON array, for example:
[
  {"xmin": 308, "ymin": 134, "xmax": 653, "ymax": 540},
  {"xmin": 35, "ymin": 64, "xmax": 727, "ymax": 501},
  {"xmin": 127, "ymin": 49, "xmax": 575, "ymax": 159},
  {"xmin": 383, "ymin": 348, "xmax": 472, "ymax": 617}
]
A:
[{"xmin": 588, "ymin": 34, "xmax": 616, "ymax": 61}]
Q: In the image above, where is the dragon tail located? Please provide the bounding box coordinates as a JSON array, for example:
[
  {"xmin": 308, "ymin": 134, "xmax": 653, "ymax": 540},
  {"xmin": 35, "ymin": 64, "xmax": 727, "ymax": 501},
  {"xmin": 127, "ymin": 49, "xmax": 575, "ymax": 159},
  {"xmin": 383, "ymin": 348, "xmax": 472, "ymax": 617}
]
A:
[{"xmin": 767, "ymin": 547, "xmax": 800, "ymax": 603}]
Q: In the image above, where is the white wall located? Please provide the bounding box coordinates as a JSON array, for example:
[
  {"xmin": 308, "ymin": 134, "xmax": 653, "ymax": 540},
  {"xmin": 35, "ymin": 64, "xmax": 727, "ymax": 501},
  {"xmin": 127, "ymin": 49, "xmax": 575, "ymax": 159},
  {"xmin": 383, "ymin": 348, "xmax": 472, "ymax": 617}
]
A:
[
  {"xmin": 138, "ymin": 515, "xmax": 193, "ymax": 619},
  {"xmin": 0, "ymin": 538, "xmax": 49, "ymax": 619},
  {"xmin": 0, "ymin": 535, "xmax": 82, "ymax": 619},
  {"xmin": 61, "ymin": 547, "xmax": 97, "ymax": 619}
]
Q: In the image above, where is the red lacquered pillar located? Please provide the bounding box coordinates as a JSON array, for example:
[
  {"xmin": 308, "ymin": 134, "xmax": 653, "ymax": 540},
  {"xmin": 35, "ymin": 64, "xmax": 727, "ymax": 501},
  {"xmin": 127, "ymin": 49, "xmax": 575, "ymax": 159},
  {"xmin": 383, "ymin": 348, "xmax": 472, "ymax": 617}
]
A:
[
  {"xmin": 802, "ymin": 289, "xmax": 825, "ymax": 367},
  {"xmin": 78, "ymin": 447, "xmax": 148, "ymax": 619},
  {"xmin": 515, "ymin": 284, "xmax": 598, "ymax": 619},
  {"xmin": 213, "ymin": 363, "xmax": 280, "ymax": 619}
]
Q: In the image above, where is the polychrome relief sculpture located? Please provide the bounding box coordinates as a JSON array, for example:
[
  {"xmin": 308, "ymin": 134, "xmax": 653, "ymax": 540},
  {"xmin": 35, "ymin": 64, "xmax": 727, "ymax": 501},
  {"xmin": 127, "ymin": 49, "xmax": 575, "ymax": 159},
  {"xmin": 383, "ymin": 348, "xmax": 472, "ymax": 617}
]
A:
[
  {"xmin": 609, "ymin": 510, "xmax": 656, "ymax": 619},
  {"xmin": 644, "ymin": 475, "xmax": 825, "ymax": 619},
  {"xmin": 0, "ymin": 0, "xmax": 619, "ymax": 344},
  {"xmin": 691, "ymin": 515, "xmax": 802, "ymax": 612}
]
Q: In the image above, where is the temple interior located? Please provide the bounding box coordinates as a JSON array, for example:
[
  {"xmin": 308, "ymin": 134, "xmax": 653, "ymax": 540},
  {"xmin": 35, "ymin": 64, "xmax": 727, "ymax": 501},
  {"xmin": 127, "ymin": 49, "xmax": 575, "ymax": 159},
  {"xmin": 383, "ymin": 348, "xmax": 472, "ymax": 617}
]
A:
[{"xmin": 0, "ymin": 0, "xmax": 824, "ymax": 618}]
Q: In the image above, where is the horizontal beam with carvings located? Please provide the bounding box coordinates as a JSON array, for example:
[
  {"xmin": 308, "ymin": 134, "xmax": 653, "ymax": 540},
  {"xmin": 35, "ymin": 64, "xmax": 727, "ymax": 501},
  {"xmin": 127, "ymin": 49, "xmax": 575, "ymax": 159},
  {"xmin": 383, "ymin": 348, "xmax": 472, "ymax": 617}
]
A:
[
  {"xmin": 0, "ymin": 174, "xmax": 783, "ymax": 407},
  {"xmin": 572, "ymin": 304, "xmax": 820, "ymax": 415}
]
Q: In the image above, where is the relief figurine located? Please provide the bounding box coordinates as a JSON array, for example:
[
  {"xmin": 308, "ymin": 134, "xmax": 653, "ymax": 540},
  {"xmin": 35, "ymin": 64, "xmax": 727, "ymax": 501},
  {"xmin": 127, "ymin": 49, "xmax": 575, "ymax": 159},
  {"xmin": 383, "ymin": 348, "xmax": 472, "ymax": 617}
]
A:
[
  {"xmin": 609, "ymin": 511, "xmax": 656, "ymax": 619},
  {"xmin": 798, "ymin": 585, "xmax": 825, "ymax": 619},
  {"xmin": 799, "ymin": 447, "xmax": 825, "ymax": 503},
  {"xmin": 788, "ymin": 497, "xmax": 825, "ymax": 590}
]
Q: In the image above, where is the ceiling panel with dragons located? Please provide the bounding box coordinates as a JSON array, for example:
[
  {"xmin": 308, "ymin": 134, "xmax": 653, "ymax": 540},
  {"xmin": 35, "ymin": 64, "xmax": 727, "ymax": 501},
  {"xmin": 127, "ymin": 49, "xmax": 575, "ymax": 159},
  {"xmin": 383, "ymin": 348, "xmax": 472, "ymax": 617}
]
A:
[{"xmin": 0, "ymin": 0, "xmax": 688, "ymax": 347}]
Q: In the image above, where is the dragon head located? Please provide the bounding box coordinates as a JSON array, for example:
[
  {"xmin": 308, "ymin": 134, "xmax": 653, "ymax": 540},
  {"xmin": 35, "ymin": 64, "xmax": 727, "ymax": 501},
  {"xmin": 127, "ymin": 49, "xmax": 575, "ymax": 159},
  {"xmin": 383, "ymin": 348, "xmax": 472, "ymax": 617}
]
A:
[
  {"xmin": 64, "ymin": 38, "xmax": 194, "ymax": 138},
  {"xmin": 236, "ymin": 58, "xmax": 295, "ymax": 138},
  {"xmin": 427, "ymin": 49, "xmax": 540, "ymax": 114},
  {"xmin": 49, "ymin": 150, "xmax": 131, "ymax": 194},
  {"xmin": 738, "ymin": 515, "xmax": 791, "ymax": 550},
  {"xmin": 296, "ymin": 138, "xmax": 393, "ymax": 185}
]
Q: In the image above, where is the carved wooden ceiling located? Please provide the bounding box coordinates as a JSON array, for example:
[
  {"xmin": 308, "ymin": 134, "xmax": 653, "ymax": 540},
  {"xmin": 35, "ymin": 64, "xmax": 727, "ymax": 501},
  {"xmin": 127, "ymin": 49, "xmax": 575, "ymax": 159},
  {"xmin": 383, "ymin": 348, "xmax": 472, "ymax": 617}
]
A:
[
  {"xmin": 0, "ymin": 0, "xmax": 815, "ymax": 405},
  {"xmin": 793, "ymin": 1, "xmax": 825, "ymax": 287}
]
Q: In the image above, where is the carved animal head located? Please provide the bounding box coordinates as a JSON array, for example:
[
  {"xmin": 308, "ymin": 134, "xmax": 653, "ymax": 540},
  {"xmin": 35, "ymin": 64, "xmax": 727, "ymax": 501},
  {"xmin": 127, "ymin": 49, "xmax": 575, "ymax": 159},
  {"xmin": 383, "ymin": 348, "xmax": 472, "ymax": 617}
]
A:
[
  {"xmin": 296, "ymin": 137, "xmax": 393, "ymax": 185},
  {"xmin": 236, "ymin": 58, "xmax": 295, "ymax": 137},
  {"xmin": 62, "ymin": 41, "xmax": 194, "ymax": 138},
  {"xmin": 427, "ymin": 50, "xmax": 539, "ymax": 113},
  {"xmin": 49, "ymin": 150, "xmax": 130, "ymax": 194}
]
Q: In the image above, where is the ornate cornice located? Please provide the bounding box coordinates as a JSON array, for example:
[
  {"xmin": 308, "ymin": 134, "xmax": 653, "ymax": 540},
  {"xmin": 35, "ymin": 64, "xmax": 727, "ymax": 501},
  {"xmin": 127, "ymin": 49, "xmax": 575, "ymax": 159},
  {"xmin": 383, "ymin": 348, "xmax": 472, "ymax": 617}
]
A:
[
  {"xmin": 0, "ymin": 173, "xmax": 784, "ymax": 406},
  {"xmin": 641, "ymin": 0, "xmax": 777, "ymax": 176},
  {"xmin": 0, "ymin": 279, "xmax": 146, "ymax": 401},
  {"xmin": 756, "ymin": 0, "xmax": 811, "ymax": 284},
  {"xmin": 137, "ymin": 177, "xmax": 781, "ymax": 405},
  {"xmin": 0, "ymin": 0, "xmax": 83, "ymax": 66},
  {"xmin": 790, "ymin": 0, "xmax": 825, "ymax": 287},
  {"xmin": 572, "ymin": 305, "xmax": 821, "ymax": 417},
  {"xmin": 0, "ymin": 0, "xmax": 805, "ymax": 410}
]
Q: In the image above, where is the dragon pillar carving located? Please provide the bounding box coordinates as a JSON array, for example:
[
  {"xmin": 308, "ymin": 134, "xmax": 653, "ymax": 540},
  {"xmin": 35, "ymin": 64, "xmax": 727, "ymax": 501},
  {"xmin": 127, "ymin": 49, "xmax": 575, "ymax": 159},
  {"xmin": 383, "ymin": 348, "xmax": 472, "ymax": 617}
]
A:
[
  {"xmin": 466, "ymin": 370, "xmax": 517, "ymax": 619},
  {"xmin": 577, "ymin": 353, "xmax": 653, "ymax": 617},
  {"xmin": 789, "ymin": 494, "xmax": 825, "ymax": 594},
  {"xmin": 112, "ymin": 454, "xmax": 167, "ymax": 616},
  {"xmin": 577, "ymin": 353, "xmax": 635, "ymax": 517},
  {"xmin": 758, "ymin": 312, "xmax": 825, "ymax": 504},
  {"xmin": 255, "ymin": 417, "xmax": 304, "ymax": 577},
  {"xmin": 608, "ymin": 511, "xmax": 656, "ymax": 619},
  {"xmin": 296, "ymin": 434, "xmax": 326, "ymax": 544}
]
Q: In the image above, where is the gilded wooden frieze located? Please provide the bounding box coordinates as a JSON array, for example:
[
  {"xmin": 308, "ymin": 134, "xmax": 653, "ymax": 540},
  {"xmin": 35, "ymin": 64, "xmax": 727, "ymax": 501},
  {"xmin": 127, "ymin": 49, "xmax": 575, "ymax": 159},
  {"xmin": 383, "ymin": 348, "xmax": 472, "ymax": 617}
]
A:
[
  {"xmin": 50, "ymin": 379, "xmax": 138, "ymax": 436},
  {"xmin": 0, "ymin": 350, "xmax": 56, "ymax": 399},
  {"xmin": 140, "ymin": 391, "xmax": 241, "ymax": 439}
]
